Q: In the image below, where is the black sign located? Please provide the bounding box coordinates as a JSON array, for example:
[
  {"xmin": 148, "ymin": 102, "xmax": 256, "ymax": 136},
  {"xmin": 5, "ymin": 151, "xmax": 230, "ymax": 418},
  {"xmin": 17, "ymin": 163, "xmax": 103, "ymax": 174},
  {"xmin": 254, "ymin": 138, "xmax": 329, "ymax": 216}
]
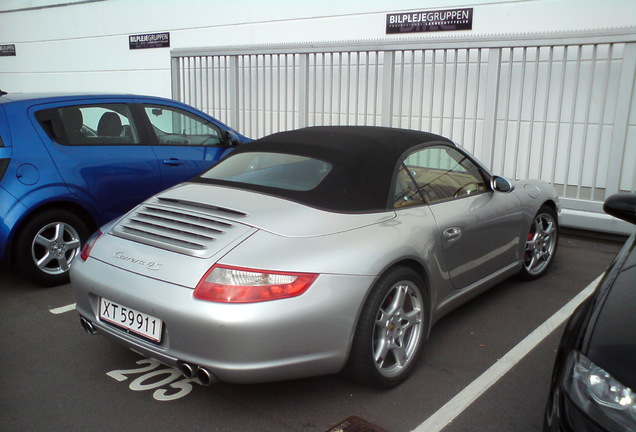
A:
[
  {"xmin": 129, "ymin": 32, "xmax": 170, "ymax": 50},
  {"xmin": 0, "ymin": 44, "xmax": 16, "ymax": 56},
  {"xmin": 386, "ymin": 8, "xmax": 473, "ymax": 34}
]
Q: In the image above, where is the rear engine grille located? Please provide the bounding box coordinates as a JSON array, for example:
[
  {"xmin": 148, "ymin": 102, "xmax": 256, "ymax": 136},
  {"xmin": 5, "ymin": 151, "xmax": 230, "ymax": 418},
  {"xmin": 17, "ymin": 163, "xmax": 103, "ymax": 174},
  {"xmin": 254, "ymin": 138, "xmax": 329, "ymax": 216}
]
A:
[
  {"xmin": 156, "ymin": 197, "xmax": 247, "ymax": 217},
  {"xmin": 112, "ymin": 199, "xmax": 249, "ymax": 257}
]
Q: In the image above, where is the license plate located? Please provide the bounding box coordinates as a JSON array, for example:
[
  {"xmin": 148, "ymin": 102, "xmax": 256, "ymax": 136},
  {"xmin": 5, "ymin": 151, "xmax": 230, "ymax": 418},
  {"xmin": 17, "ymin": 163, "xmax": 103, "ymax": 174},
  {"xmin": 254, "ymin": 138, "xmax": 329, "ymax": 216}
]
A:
[{"xmin": 99, "ymin": 298, "xmax": 163, "ymax": 342}]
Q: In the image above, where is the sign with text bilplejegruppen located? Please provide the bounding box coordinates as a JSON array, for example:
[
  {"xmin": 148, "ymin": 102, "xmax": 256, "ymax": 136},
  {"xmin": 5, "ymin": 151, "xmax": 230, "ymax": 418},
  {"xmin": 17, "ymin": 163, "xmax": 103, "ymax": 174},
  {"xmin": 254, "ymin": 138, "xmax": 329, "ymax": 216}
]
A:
[
  {"xmin": 129, "ymin": 32, "xmax": 170, "ymax": 50},
  {"xmin": 0, "ymin": 44, "xmax": 16, "ymax": 56},
  {"xmin": 386, "ymin": 8, "xmax": 473, "ymax": 34}
]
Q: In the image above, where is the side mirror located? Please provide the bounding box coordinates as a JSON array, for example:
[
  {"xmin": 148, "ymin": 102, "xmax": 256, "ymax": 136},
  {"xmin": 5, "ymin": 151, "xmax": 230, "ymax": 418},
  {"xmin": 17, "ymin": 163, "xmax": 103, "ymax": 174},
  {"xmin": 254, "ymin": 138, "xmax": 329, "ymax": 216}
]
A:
[
  {"xmin": 491, "ymin": 176, "xmax": 514, "ymax": 193},
  {"xmin": 603, "ymin": 193, "xmax": 636, "ymax": 225},
  {"xmin": 222, "ymin": 130, "xmax": 240, "ymax": 147}
]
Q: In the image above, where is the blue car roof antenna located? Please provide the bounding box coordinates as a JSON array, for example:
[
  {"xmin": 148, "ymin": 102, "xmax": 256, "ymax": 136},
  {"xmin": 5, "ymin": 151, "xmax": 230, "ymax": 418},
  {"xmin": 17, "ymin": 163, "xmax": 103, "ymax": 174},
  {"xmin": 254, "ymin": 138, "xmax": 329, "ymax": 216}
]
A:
[{"xmin": 0, "ymin": 90, "xmax": 7, "ymax": 97}]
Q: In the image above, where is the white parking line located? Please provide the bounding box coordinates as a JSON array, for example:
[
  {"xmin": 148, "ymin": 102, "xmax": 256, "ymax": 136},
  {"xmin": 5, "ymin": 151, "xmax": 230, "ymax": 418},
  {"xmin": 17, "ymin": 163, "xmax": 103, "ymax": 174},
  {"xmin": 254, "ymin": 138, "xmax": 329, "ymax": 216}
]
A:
[
  {"xmin": 50, "ymin": 303, "xmax": 76, "ymax": 314},
  {"xmin": 412, "ymin": 274, "xmax": 603, "ymax": 432}
]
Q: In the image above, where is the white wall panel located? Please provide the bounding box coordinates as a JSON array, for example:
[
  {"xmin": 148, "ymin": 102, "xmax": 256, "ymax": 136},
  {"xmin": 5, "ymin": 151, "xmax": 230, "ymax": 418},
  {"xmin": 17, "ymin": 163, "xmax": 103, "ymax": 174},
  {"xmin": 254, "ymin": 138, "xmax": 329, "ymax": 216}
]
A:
[{"xmin": 2, "ymin": 1, "xmax": 635, "ymax": 95}]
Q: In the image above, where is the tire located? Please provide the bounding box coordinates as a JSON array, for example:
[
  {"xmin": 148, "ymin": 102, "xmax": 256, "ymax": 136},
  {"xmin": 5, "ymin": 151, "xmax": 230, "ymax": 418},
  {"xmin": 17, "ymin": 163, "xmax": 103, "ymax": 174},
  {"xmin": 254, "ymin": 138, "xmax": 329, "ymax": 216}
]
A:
[
  {"xmin": 346, "ymin": 267, "xmax": 427, "ymax": 389},
  {"xmin": 15, "ymin": 209, "xmax": 89, "ymax": 287},
  {"xmin": 518, "ymin": 205, "xmax": 558, "ymax": 281}
]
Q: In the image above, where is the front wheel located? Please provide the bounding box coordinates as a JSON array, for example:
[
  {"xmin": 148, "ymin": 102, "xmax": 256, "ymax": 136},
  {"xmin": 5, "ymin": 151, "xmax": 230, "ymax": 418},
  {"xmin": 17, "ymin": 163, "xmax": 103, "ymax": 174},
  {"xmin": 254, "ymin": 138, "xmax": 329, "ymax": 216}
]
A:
[
  {"xmin": 15, "ymin": 209, "xmax": 89, "ymax": 287},
  {"xmin": 519, "ymin": 205, "xmax": 558, "ymax": 280},
  {"xmin": 346, "ymin": 267, "xmax": 427, "ymax": 388}
]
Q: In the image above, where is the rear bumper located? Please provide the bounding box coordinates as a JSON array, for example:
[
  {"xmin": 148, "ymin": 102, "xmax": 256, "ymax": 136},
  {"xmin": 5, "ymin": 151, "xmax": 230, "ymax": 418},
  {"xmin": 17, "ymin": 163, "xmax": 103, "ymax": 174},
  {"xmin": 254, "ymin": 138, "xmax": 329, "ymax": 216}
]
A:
[{"xmin": 72, "ymin": 256, "xmax": 374, "ymax": 384}]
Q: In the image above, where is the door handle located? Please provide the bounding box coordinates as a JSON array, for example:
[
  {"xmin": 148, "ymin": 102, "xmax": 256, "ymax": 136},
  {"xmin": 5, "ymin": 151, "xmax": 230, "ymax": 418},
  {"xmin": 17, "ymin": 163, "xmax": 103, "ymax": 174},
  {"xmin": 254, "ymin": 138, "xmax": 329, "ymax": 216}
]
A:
[
  {"xmin": 443, "ymin": 227, "xmax": 462, "ymax": 244},
  {"xmin": 163, "ymin": 158, "xmax": 185, "ymax": 166}
]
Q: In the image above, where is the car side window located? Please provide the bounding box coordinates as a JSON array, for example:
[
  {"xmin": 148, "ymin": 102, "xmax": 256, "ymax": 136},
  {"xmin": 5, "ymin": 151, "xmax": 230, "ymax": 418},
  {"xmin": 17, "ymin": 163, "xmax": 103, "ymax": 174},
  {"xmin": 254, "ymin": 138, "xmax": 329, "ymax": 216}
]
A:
[
  {"xmin": 143, "ymin": 104, "xmax": 222, "ymax": 146},
  {"xmin": 395, "ymin": 145, "xmax": 487, "ymax": 207},
  {"xmin": 393, "ymin": 163, "xmax": 426, "ymax": 208},
  {"xmin": 37, "ymin": 104, "xmax": 140, "ymax": 146}
]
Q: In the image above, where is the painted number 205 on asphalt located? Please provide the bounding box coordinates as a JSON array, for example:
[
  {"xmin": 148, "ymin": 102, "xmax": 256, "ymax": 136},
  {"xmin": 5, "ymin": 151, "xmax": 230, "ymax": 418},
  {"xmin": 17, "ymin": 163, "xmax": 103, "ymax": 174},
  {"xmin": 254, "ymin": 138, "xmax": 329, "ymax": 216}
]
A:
[
  {"xmin": 108, "ymin": 357, "xmax": 200, "ymax": 401},
  {"xmin": 99, "ymin": 297, "xmax": 163, "ymax": 342}
]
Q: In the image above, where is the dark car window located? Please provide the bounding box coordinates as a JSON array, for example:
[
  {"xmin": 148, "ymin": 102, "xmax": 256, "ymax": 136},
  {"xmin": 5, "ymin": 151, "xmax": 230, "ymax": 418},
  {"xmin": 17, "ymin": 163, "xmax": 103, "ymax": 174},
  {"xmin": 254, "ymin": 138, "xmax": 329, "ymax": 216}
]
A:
[
  {"xmin": 0, "ymin": 131, "xmax": 8, "ymax": 181},
  {"xmin": 394, "ymin": 145, "xmax": 487, "ymax": 207},
  {"xmin": 202, "ymin": 152, "xmax": 332, "ymax": 191},
  {"xmin": 143, "ymin": 104, "xmax": 222, "ymax": 146},
  {"xmin": 37, "ymin": 104, "xmax": 140, "ymax": 146}
]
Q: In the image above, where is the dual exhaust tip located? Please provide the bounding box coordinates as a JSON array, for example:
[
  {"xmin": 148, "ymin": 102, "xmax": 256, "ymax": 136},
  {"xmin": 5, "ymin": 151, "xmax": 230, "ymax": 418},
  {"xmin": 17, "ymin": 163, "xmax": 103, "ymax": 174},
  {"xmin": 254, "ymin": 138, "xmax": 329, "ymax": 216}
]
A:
[
  {"xmin": 80, "ymin": 317, "xmax": 216, "ymax": 386},
  {"xmin": 179, "ymin": 362, "xmax": 216, "ymax": 386}
]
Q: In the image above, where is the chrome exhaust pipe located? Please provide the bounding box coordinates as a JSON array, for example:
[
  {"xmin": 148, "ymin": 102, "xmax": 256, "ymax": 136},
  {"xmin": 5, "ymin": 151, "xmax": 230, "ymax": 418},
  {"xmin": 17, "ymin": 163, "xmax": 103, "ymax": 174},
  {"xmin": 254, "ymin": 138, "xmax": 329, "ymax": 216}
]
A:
[
  {"xmin": 80, "ymin": 317, "xmax": 98, "ymax": 335},
  {"xmin": 179, "ymin": 361, "xmax": 217, "ymax": 385},
  {"xmin": 197, "ymin": 367, "xmax": 216, "ymax": 386},
  {"xmin": 179, "ymin": 362, "xmax": 198, "ymax": 379}
]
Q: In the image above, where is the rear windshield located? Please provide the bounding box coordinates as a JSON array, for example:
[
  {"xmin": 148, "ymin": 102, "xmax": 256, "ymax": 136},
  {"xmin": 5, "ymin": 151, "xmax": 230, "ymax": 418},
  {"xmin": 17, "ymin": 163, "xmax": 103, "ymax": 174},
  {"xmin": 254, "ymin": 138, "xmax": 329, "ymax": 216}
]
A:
[{"xmin": 201, "ymin": 152, "xmax": 332, "ymax": 191}]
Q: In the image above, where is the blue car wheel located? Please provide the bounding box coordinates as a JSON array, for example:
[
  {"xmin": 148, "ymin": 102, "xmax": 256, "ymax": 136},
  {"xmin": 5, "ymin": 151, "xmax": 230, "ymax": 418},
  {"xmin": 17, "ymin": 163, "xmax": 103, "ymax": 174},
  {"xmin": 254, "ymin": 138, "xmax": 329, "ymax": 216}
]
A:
[{"xmin": 16, "ymin": 209, "xmax": 89, "ymax": 286}]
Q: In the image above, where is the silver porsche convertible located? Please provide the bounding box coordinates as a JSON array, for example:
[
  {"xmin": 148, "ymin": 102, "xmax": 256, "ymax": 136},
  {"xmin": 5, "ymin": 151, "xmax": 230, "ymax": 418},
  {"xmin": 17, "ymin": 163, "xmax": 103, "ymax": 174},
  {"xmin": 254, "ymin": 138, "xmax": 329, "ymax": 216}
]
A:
[{"xmin": 72, "ymin": 126, "xmax": 559, "ymax": 388}]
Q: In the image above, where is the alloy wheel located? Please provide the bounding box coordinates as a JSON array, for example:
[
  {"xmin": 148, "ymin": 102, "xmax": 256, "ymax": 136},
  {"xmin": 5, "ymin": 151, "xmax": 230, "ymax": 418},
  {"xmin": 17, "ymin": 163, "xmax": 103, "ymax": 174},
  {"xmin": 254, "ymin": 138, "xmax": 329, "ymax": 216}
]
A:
[
  {"xmin": 524, "ymin": 212, "xmax": 557, "ymax": 277},
  {"xmin": 31, "ymin": 221, "xmax": 82, "ymax": 275},
  {"xmin": 372, "ymin": 280, "xmax": 424, "ymax": 378}
]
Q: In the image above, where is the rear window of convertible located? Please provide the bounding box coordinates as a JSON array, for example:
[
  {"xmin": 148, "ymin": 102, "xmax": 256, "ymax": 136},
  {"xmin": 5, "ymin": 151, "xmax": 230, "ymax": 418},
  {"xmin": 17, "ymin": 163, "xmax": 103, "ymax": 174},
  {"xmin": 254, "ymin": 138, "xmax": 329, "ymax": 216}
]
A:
[{"xmin": 200, "ymin": 152, "xmax": 332, "ymax": 191}]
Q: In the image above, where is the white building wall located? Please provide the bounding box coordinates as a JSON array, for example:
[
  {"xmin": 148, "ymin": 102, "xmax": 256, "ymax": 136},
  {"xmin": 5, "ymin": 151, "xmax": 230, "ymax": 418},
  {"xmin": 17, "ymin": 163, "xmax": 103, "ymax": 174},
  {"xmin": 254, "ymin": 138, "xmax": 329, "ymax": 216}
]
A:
[
  {"xmin": 1, "ymin": 0, "xmax": 635, "ymax": 97},
  {"xmin": 1, "ymin": 0, "xmax": 635, "ymax": 234}
]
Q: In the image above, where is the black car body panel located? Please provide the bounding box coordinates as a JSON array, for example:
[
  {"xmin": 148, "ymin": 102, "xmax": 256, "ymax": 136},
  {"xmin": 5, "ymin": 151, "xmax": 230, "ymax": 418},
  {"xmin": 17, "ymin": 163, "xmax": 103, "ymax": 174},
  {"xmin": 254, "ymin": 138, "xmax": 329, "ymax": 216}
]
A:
[
  {"xmin": 586, "ymin": 240, "xmax": 636, "ymax": 391},
  {"xmin": 544, "ymin": 193, "xmax": 636, "ymax": 432}
]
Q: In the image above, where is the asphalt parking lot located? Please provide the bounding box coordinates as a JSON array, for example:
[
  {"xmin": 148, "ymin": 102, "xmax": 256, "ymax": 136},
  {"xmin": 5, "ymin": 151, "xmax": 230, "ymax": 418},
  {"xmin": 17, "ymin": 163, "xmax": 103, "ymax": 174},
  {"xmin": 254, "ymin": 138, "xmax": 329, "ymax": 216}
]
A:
[{"xmin": 0, "ymin": 232, "xmax": 625, "ymax": 432}]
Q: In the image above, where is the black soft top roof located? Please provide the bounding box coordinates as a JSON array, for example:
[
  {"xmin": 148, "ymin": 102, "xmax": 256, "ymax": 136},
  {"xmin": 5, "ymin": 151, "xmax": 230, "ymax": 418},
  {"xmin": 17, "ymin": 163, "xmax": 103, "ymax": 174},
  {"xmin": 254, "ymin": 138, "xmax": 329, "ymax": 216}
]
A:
[{"xmin": 197, "ymin": 126, "xmax": 454, "ymax": 212}]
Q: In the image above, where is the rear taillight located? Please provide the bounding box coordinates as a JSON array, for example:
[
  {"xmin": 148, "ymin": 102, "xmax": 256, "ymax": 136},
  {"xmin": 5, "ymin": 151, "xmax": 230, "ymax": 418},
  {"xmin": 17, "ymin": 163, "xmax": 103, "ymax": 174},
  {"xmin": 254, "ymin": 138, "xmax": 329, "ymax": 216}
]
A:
[
  {"xmin": 194, "ymin": 265, "xmax": 317, "ymax": 303},
  {"xmin": 80, "ymin": 230, "xmax": 103, "ymax": 261}
]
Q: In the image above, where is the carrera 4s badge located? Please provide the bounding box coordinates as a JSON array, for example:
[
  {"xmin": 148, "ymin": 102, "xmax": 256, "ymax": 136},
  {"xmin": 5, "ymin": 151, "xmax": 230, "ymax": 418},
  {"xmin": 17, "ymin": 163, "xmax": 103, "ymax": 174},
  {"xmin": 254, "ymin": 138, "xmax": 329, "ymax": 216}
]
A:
[{"xmin": 114, "ymin": 252, "xmax": 163, "ymax": 271}]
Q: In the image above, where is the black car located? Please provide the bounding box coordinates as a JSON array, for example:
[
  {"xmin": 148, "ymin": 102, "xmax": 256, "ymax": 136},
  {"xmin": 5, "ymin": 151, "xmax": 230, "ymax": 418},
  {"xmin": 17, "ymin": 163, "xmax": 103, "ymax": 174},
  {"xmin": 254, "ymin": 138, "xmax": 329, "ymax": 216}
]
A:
[{"xmin": 544, "ymin": 193, "xmax": 636, "ymax": 432}]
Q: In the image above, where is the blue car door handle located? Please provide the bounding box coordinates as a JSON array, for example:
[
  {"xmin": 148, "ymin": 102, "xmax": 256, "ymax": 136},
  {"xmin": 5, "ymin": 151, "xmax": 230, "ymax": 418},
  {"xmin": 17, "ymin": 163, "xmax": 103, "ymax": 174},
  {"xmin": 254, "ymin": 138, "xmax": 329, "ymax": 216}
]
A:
[
  {"xmin": 443, "ymin": 227, "xmax": 462, "ymax": 243},
  {"xmin": 163, "ymin": 158, "xmax": 185, "ymax": 166}
]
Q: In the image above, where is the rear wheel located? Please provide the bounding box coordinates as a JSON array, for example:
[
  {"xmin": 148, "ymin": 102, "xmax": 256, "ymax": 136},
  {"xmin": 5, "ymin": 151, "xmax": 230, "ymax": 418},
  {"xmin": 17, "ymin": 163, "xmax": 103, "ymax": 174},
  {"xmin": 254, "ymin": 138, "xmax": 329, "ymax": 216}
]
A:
[
  {"xmin": 519, "ymin": 205, "xmax": 558, "ymax": 280},
  {"xmin": 15, "ymin": 209, "xmax": 89, "ymax": 287},
  {"xmin": 346, "ymin": 267, "xmax": 427, "ymax": 388}
]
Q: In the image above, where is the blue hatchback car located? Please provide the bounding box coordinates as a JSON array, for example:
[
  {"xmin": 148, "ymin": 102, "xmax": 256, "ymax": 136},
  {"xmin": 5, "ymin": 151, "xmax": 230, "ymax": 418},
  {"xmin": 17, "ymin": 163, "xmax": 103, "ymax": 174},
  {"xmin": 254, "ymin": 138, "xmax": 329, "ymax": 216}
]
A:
[{"xmin": 0, "ymin": 92, "xmax": 249, "ymax": 286}]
